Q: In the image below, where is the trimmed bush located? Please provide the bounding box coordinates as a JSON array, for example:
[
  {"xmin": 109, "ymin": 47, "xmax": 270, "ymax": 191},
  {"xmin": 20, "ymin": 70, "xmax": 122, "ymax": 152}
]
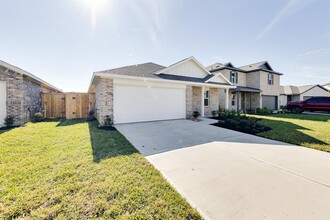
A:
[
  {"xmin": 103, "ymin": 115, "xmax": 114, "ymax": 127},
  {"xmin": 193, "ymin": 111, "xmax": 200, "ymax": 119},
  {"xmin": 33, "ymin": 112, "xmax": 44, "ymax": 122},
  {"xmin": 4, "ymin": 115, "xmax": 14, "ymax": 127}
]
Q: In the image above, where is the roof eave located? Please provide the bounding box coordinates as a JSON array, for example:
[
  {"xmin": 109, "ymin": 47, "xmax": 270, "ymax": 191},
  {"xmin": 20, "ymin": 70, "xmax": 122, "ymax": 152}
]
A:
[{"xmin": 92, "ymin": 72, "xmax": 236, "ymax": 89}]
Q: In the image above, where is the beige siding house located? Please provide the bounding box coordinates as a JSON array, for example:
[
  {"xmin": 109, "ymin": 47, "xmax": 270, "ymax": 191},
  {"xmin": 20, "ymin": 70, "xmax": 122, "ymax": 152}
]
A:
[
  {"xmin": 88, "ymin": 57, "xmax": 235, "ymax": 124},
  {"xmin": 207, "ymin": 61, "xmax": 283, "ymax": 111},
  {"xmin": 280, "ymin": 84, "xmax": 330, "ymax": 106}
]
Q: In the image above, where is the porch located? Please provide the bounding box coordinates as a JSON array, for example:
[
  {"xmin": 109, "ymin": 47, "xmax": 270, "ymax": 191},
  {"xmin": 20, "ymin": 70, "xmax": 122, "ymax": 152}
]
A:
[
  {"xmin": 229, "ymin": 86, "xmax": 261, "ymax": 112},
  {"xmin": 186, "ymin": 85, "xmax": 231, "ymax": 118}
]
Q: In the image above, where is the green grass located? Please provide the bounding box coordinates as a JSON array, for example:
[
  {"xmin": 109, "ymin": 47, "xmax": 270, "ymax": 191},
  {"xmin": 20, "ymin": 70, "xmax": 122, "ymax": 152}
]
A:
[
  {"xmin": 0, "ymin": 119, "xmax": 201, "ymax": 219},
  {"xmin": 249, "ymin": 114, "xmax": 330, "ymax": 152}
]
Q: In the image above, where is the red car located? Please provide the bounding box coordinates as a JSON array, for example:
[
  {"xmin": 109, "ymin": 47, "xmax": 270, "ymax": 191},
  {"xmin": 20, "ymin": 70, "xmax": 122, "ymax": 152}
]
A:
[{"xmin": 288, "ymin": 97, "xmax": 330, "ymax": 113}]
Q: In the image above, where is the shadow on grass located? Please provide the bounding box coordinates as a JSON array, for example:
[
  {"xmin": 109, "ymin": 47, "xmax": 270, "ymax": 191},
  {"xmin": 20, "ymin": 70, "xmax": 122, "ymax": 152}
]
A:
[
  {"xmin": 56, "ymin": 118, "xmax": 87, "ymax": 126},
  {"xmin": 262, "ymin": 113, "xmax": 330, "ymax": 122},
  {"xmin": 257, "ymin": 118, "xmax": 328, "ymax": 146},
  {"xmin": 88, "ymin": 121, "xmax": 137, "ymax": 163},
  {"xmin": 0, "ymin": 127, "xmax": 13, "ymax": 135}
]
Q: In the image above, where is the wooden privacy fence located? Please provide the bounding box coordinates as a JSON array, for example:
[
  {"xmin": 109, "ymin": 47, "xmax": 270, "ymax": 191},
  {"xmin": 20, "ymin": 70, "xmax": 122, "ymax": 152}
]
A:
[{"xmin": 42, "ymin": 93, "xmax": 95, "ymax": 119}]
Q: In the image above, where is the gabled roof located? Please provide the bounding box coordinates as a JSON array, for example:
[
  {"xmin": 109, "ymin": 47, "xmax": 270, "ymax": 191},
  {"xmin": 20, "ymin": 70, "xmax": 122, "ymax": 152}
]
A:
[
  {"xmin": 281, "ymin": 84, "xmax": 329, "ymax": 95},
  {"xmin": 0, "ymin": 60, "xmax": 62, "ymax": 92},
  {"xmin": 89, "ymin": 57, "xmax": 235, "ymax": 92},
  {"xmin": 209, "ymin": 60, "xmax": 283, "ymax": 75},
  {"xmin": 96, "ymin": 62, "xmax": 166, "ymax": 78},
  {"xmin": 239, "ymin": 61, "xmax": 273, "ymax": 71},
  {"xmin": 206, "ymin": 62, "xmax": 234, "ymax": 70},
  {"xmin": 154, "ymin": 56, "xmax": 211, "ymax": 76}
]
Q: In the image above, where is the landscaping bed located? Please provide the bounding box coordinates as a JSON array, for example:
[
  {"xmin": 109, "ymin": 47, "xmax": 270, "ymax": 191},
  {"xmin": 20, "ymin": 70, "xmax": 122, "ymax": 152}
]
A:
[
  {"xmin": 0, "ymin": 119, "xmax": 201, "ymax": 219},
  {"xmin": 210, "ymin": 109, "xmax": 271, "ymax": 135}
]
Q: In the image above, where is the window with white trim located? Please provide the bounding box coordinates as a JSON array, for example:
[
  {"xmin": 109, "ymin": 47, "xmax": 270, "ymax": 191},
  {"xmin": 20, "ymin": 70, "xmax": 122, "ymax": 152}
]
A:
[
  {"xmin": 204, "ymin": 89, "xmax": 209, "ymax": 107},
  {"xmin": 230, "ymin": 71, "xmax": 238, "ymax": 84},
  {"xmin": 268, "ymin": 73, "xmax": 274, "ymax": 85}
]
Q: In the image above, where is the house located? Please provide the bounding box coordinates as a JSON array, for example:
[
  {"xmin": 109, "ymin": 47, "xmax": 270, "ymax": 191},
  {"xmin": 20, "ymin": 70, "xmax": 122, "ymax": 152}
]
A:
[
  {"xmin": 207, "ymin": 61, "xmax": 283, "ymax": 111},
  {"xmin": 280, "ymin": 84, "xmax": 330, "ymax": 106},
  {"xmin": 88, "ymin": 57, "xmax": 235, "ymax": 124},
  {"xmin": 0, "ymin": 60, "xmax": 61, "ymax": 127}
]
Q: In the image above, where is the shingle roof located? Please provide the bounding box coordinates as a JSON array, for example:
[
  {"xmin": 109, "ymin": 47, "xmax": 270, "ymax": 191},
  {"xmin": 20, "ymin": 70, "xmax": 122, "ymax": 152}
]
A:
[
  {"xmin": 281, "ymin": 85, "xmax": 320, "ymax": 95},
  {"xmin": 230, "ymin": 86, "xmax": 262, "ymax": 93},
  {"xmin": 239, "ymin": 61, "xmax": 271, "ymax": 71},
  {"xmin": 97, "ymin": 62, "xmax": 166, "ymax": 78},
  {"xmin": 96, "ymin": 62, "xmax": 231, "ymax": 86}
]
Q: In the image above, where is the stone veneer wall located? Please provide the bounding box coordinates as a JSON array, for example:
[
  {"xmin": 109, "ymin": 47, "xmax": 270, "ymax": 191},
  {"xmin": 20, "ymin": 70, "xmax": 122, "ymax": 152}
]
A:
[
  {"xmin": 186, "ymin": 85, "xmax": 193, "ymax": 118},
  {"xmin": 95, "ymin": 77, "xmax": 113, "ymax": 125},
  {"xmin": 0, "ymin": 65, "xmax": 24, "ymax": 125}
]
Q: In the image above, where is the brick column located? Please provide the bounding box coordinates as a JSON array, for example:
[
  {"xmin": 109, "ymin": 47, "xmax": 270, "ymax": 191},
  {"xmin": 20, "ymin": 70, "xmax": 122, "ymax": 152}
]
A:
[{"xmin": 95, "ymin": 77, "xmax": 113, "ymax": 125}]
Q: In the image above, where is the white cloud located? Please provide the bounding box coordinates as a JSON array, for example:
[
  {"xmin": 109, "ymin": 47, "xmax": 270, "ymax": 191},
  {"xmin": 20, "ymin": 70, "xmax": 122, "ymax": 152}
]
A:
[{"xmin": 258, "ymin": 0, "xmax": 317, "ymax": 39}]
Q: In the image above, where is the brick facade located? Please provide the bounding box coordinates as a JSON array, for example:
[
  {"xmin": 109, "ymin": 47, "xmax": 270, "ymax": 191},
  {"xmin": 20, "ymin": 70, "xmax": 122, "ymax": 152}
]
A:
[
  {"xmin": 95, "ymin": 77, "xmax": 113, "ymax": 125},
  {"xmin": 0, "ymin": 65, "xmax": 58, "ymax": 126},
  {"xmin": 186, "ymin": 85, "xmax": 193, "ymax": 118},
  {"xmin": 204, "ymin": 88, "xmax": 220, "ymax": 117},
  {"xmin": 192, "ymin": 86, "xmax": 202, "ymax": 114}
]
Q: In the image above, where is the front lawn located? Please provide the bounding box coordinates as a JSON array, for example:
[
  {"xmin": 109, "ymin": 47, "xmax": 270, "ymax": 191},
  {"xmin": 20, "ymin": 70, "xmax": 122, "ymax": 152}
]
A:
[
  {"xmin": 249, "ymin": 114, "xmax": 330, "ymax": 152},
  {"xmin": 0, "ymin": 119, "xmax": 201, "ymax": 219}
]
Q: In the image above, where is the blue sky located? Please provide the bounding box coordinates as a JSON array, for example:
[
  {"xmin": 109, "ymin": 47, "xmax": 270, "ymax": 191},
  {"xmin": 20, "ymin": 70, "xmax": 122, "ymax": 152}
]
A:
[{"xmin": 1, "ymin": 0, "xmax": 329, "ymax": 92}]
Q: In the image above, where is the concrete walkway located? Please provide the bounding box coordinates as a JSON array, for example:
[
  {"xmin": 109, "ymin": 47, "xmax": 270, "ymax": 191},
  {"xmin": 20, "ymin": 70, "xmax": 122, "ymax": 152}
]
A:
[{"xmin": 116, "ymin": 120, "xmax": 330, "ymax": 220}]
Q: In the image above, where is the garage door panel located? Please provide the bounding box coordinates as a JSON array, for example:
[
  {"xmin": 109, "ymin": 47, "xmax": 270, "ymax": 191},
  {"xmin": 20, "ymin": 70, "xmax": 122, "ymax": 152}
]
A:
[
  {"xmin": 262, "ymin": 95, "xmax": 277, "ymax": 110},
  {"xmin": 114, "ymin": 83, "xmax": 186, "ymax": 124},
  {"xmin": 0, "ymin": 81, "xmax": 7, "ymax": 127}
]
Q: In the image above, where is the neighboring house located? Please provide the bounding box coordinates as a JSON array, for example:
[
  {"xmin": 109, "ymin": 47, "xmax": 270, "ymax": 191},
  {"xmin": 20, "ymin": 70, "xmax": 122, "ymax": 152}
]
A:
[
  {"xmin": 207, "ymin": 61, "xmax": 283, "ymax": 111},
  {"xmin": 0, "ymin": 60, "xmax": 61, "ymax": 127},
  {"xmin": 324, "ymin": 82, "xmax": 330, "ymax": 91},
  {"xmin": 88, "ymin": 56, "xmax": 235, "ymax": 124},
  {"xmin": 280, "ymin": 84, "xmax": 330, "ymax": 106}
]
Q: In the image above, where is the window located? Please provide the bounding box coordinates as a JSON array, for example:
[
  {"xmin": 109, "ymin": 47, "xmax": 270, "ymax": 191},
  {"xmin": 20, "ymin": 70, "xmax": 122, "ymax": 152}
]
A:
[
  {"xmin": 268, "ymin": 74, "xmax": 274, "ymax": 85},
  {"xmin": 204, "ymin": 90, "xmax": 209, "ymax": 107},
  {"xmin": 230, "ymin": 71, "xmax": 238, "ymax": 84},
  {"xmin": 231, "ymin": 94, "xmax": 236, "ymax": 106}
]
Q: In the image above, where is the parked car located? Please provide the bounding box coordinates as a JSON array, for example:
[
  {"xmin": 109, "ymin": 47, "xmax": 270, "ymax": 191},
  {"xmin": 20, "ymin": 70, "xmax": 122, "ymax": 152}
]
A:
[{"xmin": 288, "ymin": 97, "xmax": 330, "ymax": 113}]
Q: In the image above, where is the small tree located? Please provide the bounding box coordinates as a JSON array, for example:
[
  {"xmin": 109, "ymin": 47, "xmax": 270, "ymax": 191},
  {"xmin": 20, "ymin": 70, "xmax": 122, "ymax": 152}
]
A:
[{"xmin": 4, "ymin": 115, "xmax": 14, "ymax": 127}]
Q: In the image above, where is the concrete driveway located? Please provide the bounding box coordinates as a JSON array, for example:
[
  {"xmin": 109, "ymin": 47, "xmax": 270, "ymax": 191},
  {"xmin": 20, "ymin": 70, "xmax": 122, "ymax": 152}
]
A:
[{"xmin": 116, "ymin": 119, "xmax": 330, "ymax": 220}]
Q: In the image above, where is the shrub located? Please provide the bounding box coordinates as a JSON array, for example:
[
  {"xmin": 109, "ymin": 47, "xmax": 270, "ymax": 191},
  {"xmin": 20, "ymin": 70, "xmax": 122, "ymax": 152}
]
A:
[
  {"xmin": 193, "ymin": 111, "xmax": 200, "ymax": 119},
  {"xmin": 4, "ymin": 115, "xmax": 14, "ymax": 127},
  {"xmin": 211, "ymin": 110, "xmax": 217, "ymax": 117},
  {"xmin": 103, "ymin": 115, "xmax": 114, "ymax": 127},
  {"xmin": 33, "ymin": 112, "xmax": 44, "ymax": 122},
  {"xmin": 256, "ymin": 107, "xmax": 273, "ymax": 115},
  {"xmin": 88, "ymin": 109, "xmax": 96, "ymax": 121},
  {"xmin": 218, "ymin": 109, "xmax": 241, "ymax": 120},
  {"xmin": 225, "ymin": 118, "xmax": 239, "ymax": 127}
]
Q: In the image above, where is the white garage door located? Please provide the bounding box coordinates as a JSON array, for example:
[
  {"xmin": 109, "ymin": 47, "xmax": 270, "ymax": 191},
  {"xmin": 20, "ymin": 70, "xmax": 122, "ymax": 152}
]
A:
[
  {"xmin": 0, "ymin": 81, "xmax": 7, "ymax": 127},
  {"xmin": 113, "ymin": 79, "xmax": 186, "ymax": 124}
]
